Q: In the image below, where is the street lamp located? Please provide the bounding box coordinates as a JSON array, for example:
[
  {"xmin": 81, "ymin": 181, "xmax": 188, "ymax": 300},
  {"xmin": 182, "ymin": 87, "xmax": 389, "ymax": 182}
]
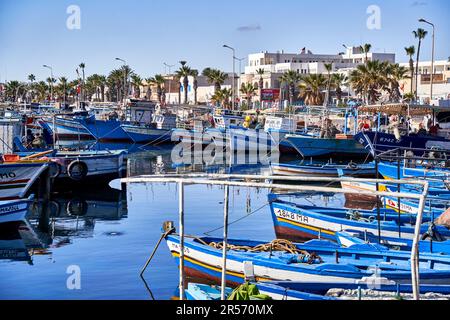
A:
[
  {"xmin": 43, "ymin": 64, "xmax": 53, "ymax": 103},
  {"xmin": 223, "ymin": 44, "xmax": 236, "ymax": 111},
  {"xmin": 419, "ymin": 18, "xmax": 435, "ymax": 104},
  {"xmin": 164, "ymin": 62, "xmax": 175, "ymax": 105},
  {"xmin": 234, "ymin": 57, "xmax": 246, "ymax": 108},
  {"xmin": 115, "ymin": 57, "xmax": 127, "ymax": 105}
]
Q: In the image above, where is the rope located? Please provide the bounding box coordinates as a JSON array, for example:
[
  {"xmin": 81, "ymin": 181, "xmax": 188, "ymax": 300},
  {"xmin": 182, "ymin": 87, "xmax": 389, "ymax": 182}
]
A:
[
  {"xmin": 203, "ymin": 202, "xmax": 269, "ymax": 236},
  {"xmin": 196, "ymin": 238, "xmax": 323, "ymax": 264}
]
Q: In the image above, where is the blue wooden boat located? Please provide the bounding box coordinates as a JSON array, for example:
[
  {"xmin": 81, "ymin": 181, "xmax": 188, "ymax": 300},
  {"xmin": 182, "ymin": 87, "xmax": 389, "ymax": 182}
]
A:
[
  {"xmin": 165, "ymin": 234, "xmax": 450, "ymax": 285},
  {"xmin": 283, "ymin": 134, "xmax": 368, "ymax": 158},
  {"xmin": 261, "ymin": 280, "xmax": 450, "ymax": 296},
  {"xmin": 378, "ymin": 162, "xmax": 450, "ymax": 190},
  {"xmin": 40, "ymin": 116, "xmax": 94, "ymax": 141},
  {"xmin": 335, "ymin": 230, "xmax": 450, "ymax": 255},
  {"xmin": 268, "ymin": 194, "xmax": 450, "ymax": 242},
  {"xmin": 184, "ymin": 282, "xmax": 336, "ymax": 300},
  {"xmin": 355, "ymin": 131, "xmax": 450, "ymax": 156},
  {"xmin": 121, "ymin": 124, "xmax": 172, "ymax": 144},
  {"xmin": 0, "ymin": 197, "xmax": 33, "ymax": 224},
  {"xmin": 271, "ymin": 162, "xmax": 375, "ymax": 178},
  {"xmin": 76, "ymin": 116, "xmax": 131, "ymax": 142}
]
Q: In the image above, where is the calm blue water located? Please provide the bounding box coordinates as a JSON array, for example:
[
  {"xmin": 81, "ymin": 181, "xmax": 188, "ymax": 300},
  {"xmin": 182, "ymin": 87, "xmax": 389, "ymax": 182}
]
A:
[{"xmin": 0, "ymin": 144, "xmax": 345, "ymax": 300}]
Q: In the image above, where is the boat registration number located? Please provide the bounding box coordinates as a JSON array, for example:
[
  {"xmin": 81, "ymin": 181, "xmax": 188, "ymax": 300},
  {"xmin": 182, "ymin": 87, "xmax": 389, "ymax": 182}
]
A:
[{"xmin": 274, "ymin": 208, "xmax": 309, "ymax": 223}]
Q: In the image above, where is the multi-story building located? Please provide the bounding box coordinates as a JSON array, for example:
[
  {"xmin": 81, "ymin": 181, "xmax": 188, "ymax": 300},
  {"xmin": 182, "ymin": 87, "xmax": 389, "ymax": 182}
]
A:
[
  {"xmin": 399, "ymin": 59, "xmax": 450, "ymax": 104},
  {"xmin": 240, "ymin": 46, "xmax": 396, "ymax": 104}
]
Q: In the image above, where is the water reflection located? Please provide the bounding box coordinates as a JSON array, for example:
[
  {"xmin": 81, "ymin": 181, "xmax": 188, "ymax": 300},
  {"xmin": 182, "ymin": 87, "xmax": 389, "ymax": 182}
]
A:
[{"xmin": 25, "ymin": 186, "xmax": 128, "ymax": 249}]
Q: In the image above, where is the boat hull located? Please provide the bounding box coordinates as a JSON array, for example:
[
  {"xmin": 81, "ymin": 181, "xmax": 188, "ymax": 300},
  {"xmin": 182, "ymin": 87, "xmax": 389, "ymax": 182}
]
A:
[
  {"xmin": 121, "ymin": 124, "xmax": 172, "ymax": 144},
  {"xmin": 0, "ymin": 162, "xmax": 48, "ymax": 200},
  {"xmin": 0, "ymin": 198, "xmax": 32, "ymax": 224},
  {"xmin": 284, "ymin": 135, "xmax": 368, "ymax": 158}
]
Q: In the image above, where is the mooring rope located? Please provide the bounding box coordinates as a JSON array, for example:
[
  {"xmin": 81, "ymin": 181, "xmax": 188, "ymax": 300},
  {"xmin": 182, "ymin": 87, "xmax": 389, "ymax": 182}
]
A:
[{"xmin": 195, "ymin": 238, "xmax": 323, "ymax": 264}]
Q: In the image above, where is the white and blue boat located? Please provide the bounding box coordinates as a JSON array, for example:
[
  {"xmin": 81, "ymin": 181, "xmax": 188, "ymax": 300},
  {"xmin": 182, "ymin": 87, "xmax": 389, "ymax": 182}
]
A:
[
  {"xmin": 0, "ymin": 197, "xmax": 33, "ymax": 224},
  {"xmin": 268, "ymin": 194, "xmax": 450, "ymax": 242},
  {"xmin": 121, "ymin": 114, "xmax": 176, "ymax": 144},
  {"xmin": 184, "ymin": 282, "xmax": 336, "ymax": 300},
  {"xmin": 40, "ymin": 115, "xmax": 94, "ymax": 141},
  {"xmin": 76, "ymin": 116, "xmax": 131, "ymax": 142},
  {"xmin": 283, "ymin": 134, "xmax": 368, "ymax": 158},
  {"xmin": 165, "ymin": 234, "xmax": 450, "ymax": 285},
  {"xmin": 271, "ymin": 162, "xmax": 375, "ymax": 178},
  {"xmin": 335, "ymin": 230, "xmax": 450, "ymax": 255}
]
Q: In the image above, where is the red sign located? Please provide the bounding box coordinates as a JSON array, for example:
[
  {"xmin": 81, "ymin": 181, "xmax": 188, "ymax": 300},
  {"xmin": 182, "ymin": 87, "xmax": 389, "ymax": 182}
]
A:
[{"xmin": 261, "ymin": 89, "xmax": 280, "ymax": 101}]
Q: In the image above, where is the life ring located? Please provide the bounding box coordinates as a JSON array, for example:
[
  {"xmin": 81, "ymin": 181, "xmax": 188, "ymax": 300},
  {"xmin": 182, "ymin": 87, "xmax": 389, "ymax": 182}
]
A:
[
  {"xmin": 66, "ymin": 198, "xmax": 88, "ymax": 216},
  {"xmin": 67, "ymin": 160, "xmax": 88, "ymax": 181},
  {"xmin": 48, "ymin": 162, "xmax": 62, "ymax": 179}
]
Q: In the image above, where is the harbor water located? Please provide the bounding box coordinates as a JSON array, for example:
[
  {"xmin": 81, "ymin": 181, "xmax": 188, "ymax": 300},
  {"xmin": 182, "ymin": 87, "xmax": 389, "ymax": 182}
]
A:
[{"xmin": 0, "ymin": 144, "xmax": 345, "ymax": 300}]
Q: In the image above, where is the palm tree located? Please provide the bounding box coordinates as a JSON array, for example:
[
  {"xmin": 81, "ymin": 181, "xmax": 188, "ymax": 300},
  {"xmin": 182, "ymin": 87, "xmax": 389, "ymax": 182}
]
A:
[
  {"xmin": 149, "ymin": 74, "xmax": 165, "ymax": 103},
  {"xmin": 191, "ymin": 69, "xmax": 199, "ymax": 104},
  {"xmin": 279, "ymin": 70, "xmax": 302, "ymax": 106},
  {"xmin": 385, "ymin": 63, "xmax": 409, "ymax": 102},
  {"xmin": 256, "ymin": 68, "xmax": 265, "ymax": 102},
  {"xmin": 176, "ymin": 61, "xmax": 193, "ymax": 104},
  {"xmin": 202, "ymin": 68, "xmax": 228, "ymax": 93},
  {"xmin": 58, "ymin": 77, "xmax": 69, "ymax": 103},
  {"xmin": 131, "ymin": 74, "xmax": 143, "ymax": 98},
  {"xmin": 349, "ymin": 60, "xmax": 388, "ymax": 105},
  {"xmin": 331, "ymin": 73, "xmax": 348, "ymax": 106},
  {"xmin": 35, "ymin": 81, "xmax": 49, "ymax": 102},
  {"xmin": 324, "ymin": 63, "xmax": 333, "ymax": 106},
  {"xmin": 79, "ymin": 63, "xmax": 86, "ymax": 101},
  {"xmin": 5, "ymin": 81, "xmax": 24, "ymax": 102},
  {"xmin": 46, "ymin": 77, "xmax": 56, "ymax": 101},
  {"xmin": 413, "ymin": 28, "xmax": 428, "ymax": 101},
  {"xmin": 27, "ymin": 74, "xmax": 36, "ymax": 102},
  {"xmin": 211, "ymin": 88, "xmax": 232, "ymax": 109},
  {"xmin": 405, "ymin": 46, "xmax": 416, "ymax": 96},
  {"xmin": 107, "ymin": 69, "xmax": 126, "ymax": 102},
  {"xmin": 240, "ymin": 82, "xmax": 258, "ymax": 109},
  {"xmin": 359, "ymin": 43, "xmax": 372, "ymax": 64},
  {"xmin": 299, "ymin": 74, "xmax": 327, "ymax": 106}
]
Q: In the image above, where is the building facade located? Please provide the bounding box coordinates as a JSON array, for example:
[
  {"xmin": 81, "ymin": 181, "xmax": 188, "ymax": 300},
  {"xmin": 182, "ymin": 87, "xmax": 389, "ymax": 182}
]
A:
[{"xmin": 399, "ymin": 59, "xmax": 450, "ymax": 104}]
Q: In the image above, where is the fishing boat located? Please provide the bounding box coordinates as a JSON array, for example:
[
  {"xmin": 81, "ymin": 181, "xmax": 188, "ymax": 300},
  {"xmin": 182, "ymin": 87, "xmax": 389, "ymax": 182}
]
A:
[
  {"xmin": 184, "ymin": 282, "xmax": 336, "ymax": 300},
  {"xmin": 121, "ymin": 114, "xmax": 176, "ymax": 144},
  {"xmin": 165, "ymin": 233, "xmax": 450, "ymax": 285},
  {"xmin": 283, "ymin": 134, "xmax": 368, "ymax": 158},
  {"xmin": 51, "ymin": 149, "xmax": 127, "ymax": 186},
  {"xmin": 0, "ymin": 197, "xmax": 33, "ymax": 224},
  {"xmin": 335, "ymin": 230, "xmax": 450, "ymax": 255},
  {"xmin": 268, "ymin": 194, "xmax": 450, "ymax": 242},
  {"xmin": 270, "ymin": 162, "xmax": 375, "ymax": 178},
  {"xmin": 76, "ymin": 116, "xmax": 131, "ymax": 142},
  {"xmin": 40, "ymin": 115, "xmax": 94, "ymax": 141},
  {"xmin": 0, "ymin": 159, "xmax": 49, "ymax": 200}
]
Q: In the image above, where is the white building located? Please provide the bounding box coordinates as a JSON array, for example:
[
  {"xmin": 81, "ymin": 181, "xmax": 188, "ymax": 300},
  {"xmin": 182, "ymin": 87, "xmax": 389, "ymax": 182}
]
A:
[
  {"xmin": 240, "ymin": 46, "xmax": 396, "ymax": 104},
  {"xmin": 399, "ymin": 59, "xmax": 450, "ymax": 104}
]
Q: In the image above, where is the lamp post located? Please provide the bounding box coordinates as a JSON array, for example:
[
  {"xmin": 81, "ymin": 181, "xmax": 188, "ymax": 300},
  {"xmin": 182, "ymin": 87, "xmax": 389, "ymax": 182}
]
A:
[
  {"xmin": 419, "ymin": 18, "xmax": 435, "ymax": 104},
  {"xmin": 223, "ymin": 45, "xmax": 236, "ymax": 111},
  {"xmin": 43, "ymin": 65, "xmax": 53, "ymax": 103},
  {"xmin": 115, "ymin": 57, "xmax": 127, "ymax": 106},
  {"xmin": 234, "ymin": 57, "xmax": 246, "ymax": 108},
  {"xmin": 164, "ymin": 62, "xmax": 175, "ymax": 105}
]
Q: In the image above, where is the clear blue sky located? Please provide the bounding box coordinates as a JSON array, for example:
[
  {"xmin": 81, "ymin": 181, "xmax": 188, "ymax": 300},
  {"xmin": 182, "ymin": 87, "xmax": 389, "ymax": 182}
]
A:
[{"xmin": 0, "ymin": 0, "xmax": 449, "ymax": 82}]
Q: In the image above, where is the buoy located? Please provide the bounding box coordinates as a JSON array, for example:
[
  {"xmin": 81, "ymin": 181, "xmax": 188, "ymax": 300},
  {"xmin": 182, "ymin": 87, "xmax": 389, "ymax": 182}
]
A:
[{"xmin": 67, "ymin": 160, "xmax": 88, "ymax": 181}]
